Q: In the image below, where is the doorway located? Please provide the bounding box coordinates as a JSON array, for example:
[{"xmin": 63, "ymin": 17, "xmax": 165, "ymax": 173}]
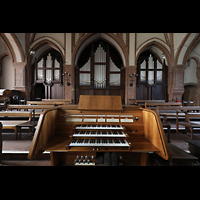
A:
[
  {"xmin": 32, "ymin": 49, "xmax": 63, "ymax": 100},
  {"xmin": 136, "ymin": 51, "xmax": 168, "ymax": 100}
]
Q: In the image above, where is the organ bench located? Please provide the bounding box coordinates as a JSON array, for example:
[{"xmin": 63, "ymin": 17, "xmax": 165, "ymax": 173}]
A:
[{"xmin": 28, "ymin": 95, "xmax": 170, "ymax": 166}]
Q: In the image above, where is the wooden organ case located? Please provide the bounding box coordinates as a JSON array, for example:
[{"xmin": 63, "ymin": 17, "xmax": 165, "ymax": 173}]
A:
[{"xmin": 28, "ymin": 95, "xmax": 170, "ymax": 166}]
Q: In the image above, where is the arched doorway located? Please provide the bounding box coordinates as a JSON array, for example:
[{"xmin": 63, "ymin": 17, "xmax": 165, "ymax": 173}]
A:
[
  {"xmin": 136, "ymin": 51, "xmax": 168, "ymax": 100},
  {"xmin": 75, "ymin": 40, "xmax": 125, "ymax": 103}
]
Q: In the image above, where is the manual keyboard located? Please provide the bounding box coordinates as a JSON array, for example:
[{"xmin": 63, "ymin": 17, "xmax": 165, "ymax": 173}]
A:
[
  {"xmin": 75, "ymin": 124, "xmax": 124, "ymax": 130},
  {"xmin": 69, "ymin": 138, "xmax": 129, "ymax": 147},
  {"xmin": 73, "ymin": 130, "xmax": 126, "ymax": 137}
]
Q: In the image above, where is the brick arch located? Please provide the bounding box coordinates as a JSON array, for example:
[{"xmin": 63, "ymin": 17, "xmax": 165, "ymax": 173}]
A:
[
  {"xmin": 72, "ymin": 33, "xmax": 128, "ymax": 68},
  {"xmin": 136, "ymin": 39, "xmax": 171, "ymax": 67},
  {"xmin": 29, "ymin": 37, "xmax": 65, "ymax": 63},
  {"xmin": 0, "ymin": 33, "xmax": 25, "ymax": 63},
  {"xmin": 182, "ymin": 33, "xmax": 200, "ymax": 66}
]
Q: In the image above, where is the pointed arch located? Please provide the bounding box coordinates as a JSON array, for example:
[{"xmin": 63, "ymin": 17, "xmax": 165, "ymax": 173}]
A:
[
  {"xmin": 30, "ymin": 36, "xmax": 65, "ymax": 63},
  {"xmin": 0, "ymin": 33, "xmax": 25, "ymax": 63},
  {"xmin": 136, "ymin": 38, "xmax": 171, "ymax": 67},
  {"xmin": 182, "ymin": 33, "xmax": 200, "ymax": 66},
  {"xmin": 72, "ymin": 33, "xmax": 128, "ymax": 68}
]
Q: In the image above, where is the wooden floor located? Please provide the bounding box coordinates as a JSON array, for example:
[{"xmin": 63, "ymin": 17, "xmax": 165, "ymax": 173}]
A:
[{"xmin": 1, "ymin": 123, "xmax": 200, "ymax": 166}]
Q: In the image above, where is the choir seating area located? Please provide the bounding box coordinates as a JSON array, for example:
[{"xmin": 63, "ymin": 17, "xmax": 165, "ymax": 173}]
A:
[{"xmin": 1, "ymin": 99, "xmax": 200, "ymax": 166}]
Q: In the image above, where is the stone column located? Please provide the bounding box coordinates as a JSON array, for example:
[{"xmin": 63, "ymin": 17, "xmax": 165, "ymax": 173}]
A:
[{"xmin": 170, "ymin": 65, "xmax": 186, "ymax": 101}]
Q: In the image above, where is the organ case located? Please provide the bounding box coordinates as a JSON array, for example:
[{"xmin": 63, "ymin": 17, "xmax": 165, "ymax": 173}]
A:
[{"xmin": 28, "ymin": 95, "xmax": 170, "ymax": 166}]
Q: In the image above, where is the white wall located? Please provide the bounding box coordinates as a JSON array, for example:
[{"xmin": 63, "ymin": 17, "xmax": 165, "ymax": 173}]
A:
[
  {"xmin": 184, "ymin": 58, "xmax": 198, "ymax": 84},
  {"xmin": 1, "ymin": 56, "xmax": 14, "ymax": 89}
]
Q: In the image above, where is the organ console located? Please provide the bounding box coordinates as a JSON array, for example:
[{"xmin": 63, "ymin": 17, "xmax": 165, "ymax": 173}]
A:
[{"xmin": 28, "ymin": 95, "xmax": 170, "ymax": 166}]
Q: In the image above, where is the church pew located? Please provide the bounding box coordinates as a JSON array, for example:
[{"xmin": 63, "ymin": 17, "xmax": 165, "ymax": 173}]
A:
[
  {"xmin": 0, "ymin": 111, "xmax": 32, "ymax": 139},
  {"xmin": 149, "ymin": 106, "xmax": 200, "ymax": 136},
  {"xmin": 135, "ymin": 100, "xmax": 165, "ymax": 106},
  {"xmin": 177, "ymin": 113, "xmax": 200, "ymax": 139},
  {"xmin": 145, "ymin": 102, "xmax": 182, "ymax": 108},
  {"xmin": 168, "ymin": 143, "xmax": 198, "ymax": 166},
  {"xmin": 187, "ymin": 140, "xmax": 200, "ymax": 160},
  {"xmin": 151, "ymin": 106, "xmax": 200, "ymax": 122},
  {"xmin": 42, "ymin": 99, "xmax": 73, "ymax": 104},
  {"xmin": 7, "ymin": 104, "xmax": 56, "ymax": 117},
  {"xmin": 27, "ymin": 101, "xmax": 66, "ymax": 106}
]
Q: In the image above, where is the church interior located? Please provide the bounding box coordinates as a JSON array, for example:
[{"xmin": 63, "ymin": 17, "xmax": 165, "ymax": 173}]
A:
[{"xmin": 1, "ymin": 33, "xmax": 200, "ymax": 166}]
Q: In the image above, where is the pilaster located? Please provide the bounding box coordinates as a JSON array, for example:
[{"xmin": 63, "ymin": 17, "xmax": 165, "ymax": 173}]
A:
[
  {"xmin": 63, "ymin": 64, "xmax": 74, "ymax": 103},
  {"xmin": 125, "ymin": 65, "xmax": 137, "ymax": 105},
  {"xmin": 13, "ymin": 62, "xmax": 26, "ymax": 91},
  {"xmin": 170, "ymin": 65, "xmax": 186, "ymax": 101}
]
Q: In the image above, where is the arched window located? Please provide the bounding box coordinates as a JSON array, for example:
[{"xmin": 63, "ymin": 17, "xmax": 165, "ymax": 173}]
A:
[{"xmin": 35, "ymin": 50, "xmax": 63, "ymax": 84}]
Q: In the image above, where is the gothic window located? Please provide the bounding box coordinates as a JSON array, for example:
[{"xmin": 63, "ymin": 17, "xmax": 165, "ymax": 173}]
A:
[
  {"xmin": 138, "ymin": 54, "xmax": 163, "ymax": 86},
  {"xmin": 35, "ymin": 51, "xmax": 63, "ymax": 84}
]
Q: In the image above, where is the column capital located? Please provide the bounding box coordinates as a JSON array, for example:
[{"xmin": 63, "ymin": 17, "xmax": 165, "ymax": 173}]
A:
[
  {"xmin": 13, "ymin": 62, "xmax": 26, "ymax": 69},
  {"xmin": 172, "ymin": 64, "xmax": 187, "ymax": 71}
]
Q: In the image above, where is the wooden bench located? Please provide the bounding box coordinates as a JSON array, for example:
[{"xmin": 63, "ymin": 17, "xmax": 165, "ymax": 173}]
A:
[
  {"xmin": 42, "ymin": 99, "xmax": 73, "ymax": 104},
  {"xmin": 0, "ymin": 111, "xmax": 32, "ymax": 140},
  {"xmin": 187, "ymin": 140, "xmax": 200, "ymax": 160},
  {"xmin": 27, "ymin": 101, "xmax": 66, "ymax": 106},
  {"xmin": 162, "ymin": 123, "xmax": 171, "ymax": 143},
  {"xmin": 152, "ymin": 106, "xmax": 200, "ymax": 134},
  {"xmin": 135, "ymin": 100, "xmax": 165, "ymax": 106},
  {"xmin": 145, "ymin": 102, "xmax": 182, "ymax": 108},
  {"xmin": 153, "ymin": 106, "xmax": 182, "ymax": 123},
  {"xmin": 168, "ymin": 143, "xmax": 198, "ymax": 166},
  {"xmin": 17, "ymin": 120, "xmax": 38, "ymax": 139},
  {"xmin": 177, "ymin": 112, "xmax": 200, "ymax": 139},
  {"xmin": 183, "ymin": 101, "xmax": 195, "ymax": 106},
  {"xmin": 7, "ymin": 104, "xmax": 56, "ymax": 117}
]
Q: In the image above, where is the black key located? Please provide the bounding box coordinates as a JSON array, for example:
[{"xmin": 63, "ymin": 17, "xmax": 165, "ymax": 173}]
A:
[
  {"xmin": 84, "ymin": 139, "xmax": 89, "ymax": 143},
  {"xmin": 109, "ymin": 139, "xmax": 113, "ymax": 143}
]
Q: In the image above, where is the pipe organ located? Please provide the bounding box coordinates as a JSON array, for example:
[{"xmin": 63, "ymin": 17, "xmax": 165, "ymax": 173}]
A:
[
  {"xmin": 28, "ymin": 95, "xmax": 170, "ymax": 166},
  {"xmin": 76, "ymin": 40, "xmax": 125, "ymax": 104}
]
